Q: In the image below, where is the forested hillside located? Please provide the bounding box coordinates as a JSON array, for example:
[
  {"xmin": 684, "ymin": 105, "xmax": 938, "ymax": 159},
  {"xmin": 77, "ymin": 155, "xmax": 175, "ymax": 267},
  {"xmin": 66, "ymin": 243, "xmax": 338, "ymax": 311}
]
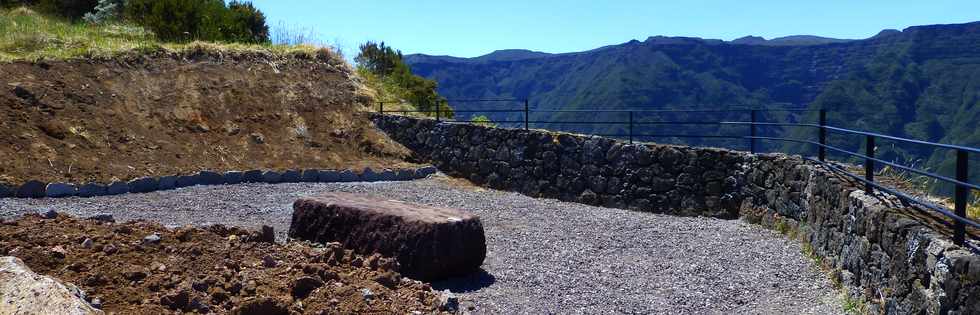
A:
[{"xmin": 405, "ymin": 22, "xmax": 980, "ymax": 192}]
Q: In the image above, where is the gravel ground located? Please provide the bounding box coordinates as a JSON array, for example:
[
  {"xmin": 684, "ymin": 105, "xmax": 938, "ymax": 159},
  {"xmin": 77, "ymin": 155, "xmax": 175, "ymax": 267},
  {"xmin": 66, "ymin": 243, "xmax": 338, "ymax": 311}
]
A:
[{"xmin": 0, "ymin": 176, "xmax": 842, "ymax": 314}]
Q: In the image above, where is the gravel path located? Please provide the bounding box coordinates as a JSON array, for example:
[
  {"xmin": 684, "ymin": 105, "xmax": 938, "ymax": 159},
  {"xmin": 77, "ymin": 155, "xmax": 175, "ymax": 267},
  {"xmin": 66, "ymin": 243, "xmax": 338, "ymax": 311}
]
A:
[{"xmin": 0, "ymin": 177, "xmax": 842, "ymax": 314}]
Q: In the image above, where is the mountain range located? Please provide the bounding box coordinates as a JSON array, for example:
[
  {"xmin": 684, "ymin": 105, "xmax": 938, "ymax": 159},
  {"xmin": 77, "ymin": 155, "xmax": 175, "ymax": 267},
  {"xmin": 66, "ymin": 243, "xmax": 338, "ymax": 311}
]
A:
[{"xmin": 404, "ymin": 22, "xmax": 980, "ymax": 190}]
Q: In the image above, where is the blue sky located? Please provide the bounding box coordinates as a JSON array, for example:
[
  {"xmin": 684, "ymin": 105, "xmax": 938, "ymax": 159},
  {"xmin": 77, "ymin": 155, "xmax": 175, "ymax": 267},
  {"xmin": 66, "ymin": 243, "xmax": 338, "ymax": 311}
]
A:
[{"xmin": 251, "ymin": 0, "xmax": 977, "ymax": 58}]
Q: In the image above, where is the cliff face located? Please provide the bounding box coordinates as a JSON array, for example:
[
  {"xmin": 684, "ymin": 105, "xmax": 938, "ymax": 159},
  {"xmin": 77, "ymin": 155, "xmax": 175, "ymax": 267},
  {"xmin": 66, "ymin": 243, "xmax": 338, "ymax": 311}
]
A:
[{"xmin": 0, "ymin": 48, "xmax": 414, "ymax": 185}]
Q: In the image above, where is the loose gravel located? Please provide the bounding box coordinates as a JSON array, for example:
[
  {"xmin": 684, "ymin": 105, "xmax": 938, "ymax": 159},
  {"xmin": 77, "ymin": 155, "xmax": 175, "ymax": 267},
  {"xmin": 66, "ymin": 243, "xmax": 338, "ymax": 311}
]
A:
[{"xmin": 0, "ymin": 176, "xmax": 842, "ymax": 314}]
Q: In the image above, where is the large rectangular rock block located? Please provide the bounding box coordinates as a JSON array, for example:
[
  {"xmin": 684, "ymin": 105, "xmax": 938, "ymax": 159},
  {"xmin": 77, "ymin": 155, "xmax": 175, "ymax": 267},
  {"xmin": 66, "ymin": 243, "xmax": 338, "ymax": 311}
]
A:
[{"xmin": 289, "ymin": 192, "xmax": 486, "ymax": 281}]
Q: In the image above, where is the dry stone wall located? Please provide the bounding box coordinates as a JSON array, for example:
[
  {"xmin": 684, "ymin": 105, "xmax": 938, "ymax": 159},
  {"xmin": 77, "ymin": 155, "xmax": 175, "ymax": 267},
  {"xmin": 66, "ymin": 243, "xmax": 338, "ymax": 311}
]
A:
[
  {"xmin": 741, "ymin": 155, "xmax": 979, "ymax": 314},
  {"xmin": 373, "ymin": 114, "xmax": 749, "ymax": 218},
  {"xmin": 373, "ymin": 114, "xmax": 979, "ymax": 314}
]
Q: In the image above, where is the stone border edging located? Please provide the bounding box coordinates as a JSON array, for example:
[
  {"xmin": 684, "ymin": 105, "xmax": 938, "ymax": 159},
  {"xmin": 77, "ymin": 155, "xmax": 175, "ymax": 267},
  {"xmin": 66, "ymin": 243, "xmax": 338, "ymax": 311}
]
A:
[{"xmin": 0, "ymin": 166, "xmax": 438, "ymax": 199}]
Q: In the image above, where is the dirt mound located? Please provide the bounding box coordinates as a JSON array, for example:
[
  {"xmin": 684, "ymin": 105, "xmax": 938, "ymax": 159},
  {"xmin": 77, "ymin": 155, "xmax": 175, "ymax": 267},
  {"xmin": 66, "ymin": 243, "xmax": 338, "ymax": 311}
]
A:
[
  {"xmin": 0, "ymin": 213, "xmax": 445, "ymax": 314},
  {"xmin": 0, "ymin": 48, "xmax": 414, "ymax": 186}
]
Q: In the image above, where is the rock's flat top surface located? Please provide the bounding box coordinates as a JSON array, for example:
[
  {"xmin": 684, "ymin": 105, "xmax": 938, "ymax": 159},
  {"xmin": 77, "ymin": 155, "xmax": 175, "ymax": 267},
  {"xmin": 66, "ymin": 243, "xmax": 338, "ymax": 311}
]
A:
[
  {"xmin": 298, "ymin": 192, "xmax": 478, "ymax": 224},
  {"xmin": 0, "ymin": 178, "xmax": 842, "ymax": 314}
]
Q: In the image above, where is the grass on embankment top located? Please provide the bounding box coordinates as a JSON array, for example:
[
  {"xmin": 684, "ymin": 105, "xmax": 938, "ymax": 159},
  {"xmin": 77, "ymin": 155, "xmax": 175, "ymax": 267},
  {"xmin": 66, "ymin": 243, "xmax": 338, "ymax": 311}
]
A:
[{"xmin": 0, "ymin": 7, "xmax": 320, "ymax": 62}]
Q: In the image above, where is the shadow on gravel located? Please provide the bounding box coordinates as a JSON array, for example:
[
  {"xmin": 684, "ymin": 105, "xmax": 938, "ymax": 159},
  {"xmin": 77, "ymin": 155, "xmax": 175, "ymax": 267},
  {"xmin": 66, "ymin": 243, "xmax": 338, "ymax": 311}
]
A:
[{"xmin": 431, "ymin": 269, "xmax": 496, "ymax": 293}]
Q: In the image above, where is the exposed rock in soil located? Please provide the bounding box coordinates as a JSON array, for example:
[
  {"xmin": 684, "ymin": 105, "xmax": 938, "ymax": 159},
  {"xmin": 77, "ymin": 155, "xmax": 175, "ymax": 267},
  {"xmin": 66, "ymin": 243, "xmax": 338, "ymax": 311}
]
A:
[
  {"xmin": 0, "ymin": 256, "xmax": 103, "ymax": 314},
  {"xmin": 0, "ymin": 214, "xmax": 444, "ymax": 314}
]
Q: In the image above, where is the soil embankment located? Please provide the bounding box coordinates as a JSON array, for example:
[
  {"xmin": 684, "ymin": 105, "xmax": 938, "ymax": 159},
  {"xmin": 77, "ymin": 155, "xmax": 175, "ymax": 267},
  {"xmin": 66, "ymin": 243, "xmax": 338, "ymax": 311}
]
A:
[
  {"xmin": 0, "ymin": 47, "xmax": 414, "ymax": 186},
  {"xmin": 0, "ymin": 213, "xmax": 442, "ymax": 313}
]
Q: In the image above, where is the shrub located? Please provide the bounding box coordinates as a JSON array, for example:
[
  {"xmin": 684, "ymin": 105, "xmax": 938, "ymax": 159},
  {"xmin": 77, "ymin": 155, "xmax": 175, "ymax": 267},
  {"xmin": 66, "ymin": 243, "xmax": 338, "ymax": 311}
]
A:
[
  {"xmin": 470, "ymin": 115, "xmax": 497, "ymax": 127},
  {"xmin": 224, "ymin": 1, "xmax": 268, "ymax": 44},
  {"xmin": 3, "ymin": 0, "xmax": 99, "ymax": 20},
  {"xmin": 124, "ymin": 0, "xmax": 268, "ymax": 43}
]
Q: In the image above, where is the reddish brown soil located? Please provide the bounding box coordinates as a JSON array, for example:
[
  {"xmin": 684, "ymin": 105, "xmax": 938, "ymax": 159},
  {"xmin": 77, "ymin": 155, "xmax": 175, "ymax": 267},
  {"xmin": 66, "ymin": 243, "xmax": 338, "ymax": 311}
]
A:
[
  {"xmin": 0, "ymin": 214, "xmax": 445, "ymax": 314},
  {"xmin": 0, "ymin": 48, "xmax": 415, "ymax": 186}
]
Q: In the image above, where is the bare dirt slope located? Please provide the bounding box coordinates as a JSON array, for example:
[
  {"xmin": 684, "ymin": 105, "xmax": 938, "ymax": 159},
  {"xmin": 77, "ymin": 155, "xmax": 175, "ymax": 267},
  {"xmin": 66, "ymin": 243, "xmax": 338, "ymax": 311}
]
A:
[{"xmin": 0, "ymin": 47, "xmax": 414, "ymax": 186}]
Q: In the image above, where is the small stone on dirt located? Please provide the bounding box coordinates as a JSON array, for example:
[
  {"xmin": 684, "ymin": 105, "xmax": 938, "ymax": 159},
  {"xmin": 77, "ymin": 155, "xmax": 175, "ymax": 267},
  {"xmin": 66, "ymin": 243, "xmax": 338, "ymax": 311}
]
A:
[
  {"xmin": 124, "ymin": 270, "xmax": 147, "ymax": 281},
  {"xmin": 39, "ymin": 209, "xmax": 58, "ymax": 219},
  {"xmin": 291, "ymin": 276, "xmax": 324, "ymax": 299},
  {"xmin": 81, "ymin": 238, "xmax": 93, "ymax": 249},
  {"xmin": 175, "ymin": 228, "xmax": 193, "ymax": 242},
  {"xmin": 373, "ymin": 271, "xmax": 399, "ymax": 289},
  {"xmin": 151, "ymin": 262, "xmax": 167, "ymax": 272},
  {"xmin": 188, "ymin": 298, "xmax": 210, "ymax": 313},
  {"xmin": 38, "ymin": 120, "xmax": 68, "ymax": 139},
  {"xmin": 247, "ymin": 225, "xmax": 274, "ymax": 243},
  {"xmin": 360, "ymin": 288, "xmax": 375, "ymax": 300},
  {"xmin": 232, "ymin": 297, "xmax": 289, "ymax": 315},
  {"xmin": 87, "ymin": 214, "xmax": 115, "ymax": 223},
  {"xmin": 103, "ymin": 244, "xmax": 118, "ymax": 255},
  {"xmin": 438, "ymin": 290, "xmax": 459, "ymax": 312},
  {"xmin": 90, "ymin": 298, "xmax": 103, "ymax": 309},
  {"xmin": 160, "ymin": 289, "xmax": 190, "ymax": 310},
  {"xmin": 262, "ymin": 255, "xmax": 277, "ymax": 268},
  {"xmin": 50, "ymin": 245, "xmax": 67, "ymax": 259},
  {"xmin": 249, "ymin": 132, "xmax": 265, "ymax": 144},
  {"xmin": 143, "ymin": 233, "xmax": 161, "ymax": 245}
]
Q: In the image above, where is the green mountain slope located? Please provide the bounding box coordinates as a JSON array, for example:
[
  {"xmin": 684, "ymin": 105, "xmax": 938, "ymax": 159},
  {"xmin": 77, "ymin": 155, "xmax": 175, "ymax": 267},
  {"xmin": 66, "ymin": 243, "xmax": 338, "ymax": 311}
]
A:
[{"xmin": 405, "ymin": 22, "xmax": 980, "ymax": 192}]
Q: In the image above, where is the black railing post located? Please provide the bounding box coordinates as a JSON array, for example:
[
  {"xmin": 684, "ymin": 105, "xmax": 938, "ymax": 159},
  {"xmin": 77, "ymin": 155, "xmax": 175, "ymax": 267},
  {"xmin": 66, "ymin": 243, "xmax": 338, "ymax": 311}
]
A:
[
  {"xmin": 628, "ymin": 111, "xmax": 634, "ymax": 144},
  {"xmin": 818, "ymin": 109, "xmax": 827, "ymax": 161},
  {"xmin": 954, "ymin": 149, "xmax": 968, "ymax": 245},
  {"xmin": 865, "ymin": 135, "xmax": 875, "ymax": 194},
  {"xmin": 749, "ymin": 110, "xmax": 758, "ymax": 153},
  {"xmin": 524, "ymin": 99, "xmax": 529, "ymax": 130},
  {"xmin": 435, "ymin": 100, "xmax": 441, "ymax": 122},
  {"xmin": 378, "ymin": 102, "xmax": 383, "ymax": 114}
]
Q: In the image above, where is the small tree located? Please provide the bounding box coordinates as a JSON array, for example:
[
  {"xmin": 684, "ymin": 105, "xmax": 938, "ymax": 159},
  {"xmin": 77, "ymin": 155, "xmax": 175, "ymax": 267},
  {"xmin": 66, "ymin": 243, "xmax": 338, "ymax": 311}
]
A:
[
  {"xmin": 355, "ymin": 41, "xmax": 451, "ymax": 117},
  {"xmin": 355, "ymin": 41, "xmax": 403, "ymax": 77},
  {"xmin": 83, "ymin": 0, "xmax": 125, "ymax": 23},
  {"xmin": 225, "ymin": 1, "xmax": 269, "ymax": 43}
]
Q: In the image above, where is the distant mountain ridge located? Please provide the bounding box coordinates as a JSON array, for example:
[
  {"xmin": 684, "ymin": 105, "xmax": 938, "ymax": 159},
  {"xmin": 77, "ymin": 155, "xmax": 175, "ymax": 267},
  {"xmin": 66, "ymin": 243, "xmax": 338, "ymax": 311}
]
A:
[
  {"xmin": 730, "ymin": 35, "xmax": 854, "ymax": 46},
  {"xmin": 404, "ymin": 49, "xmax": 555, "ymax": 64},
  {"xmin": 404, "ymin": 21, "xmax": 980, "ymax": 186},
  {"xmin": 405, "ymin": 33, "xmax": 858, "ymax": 64}
]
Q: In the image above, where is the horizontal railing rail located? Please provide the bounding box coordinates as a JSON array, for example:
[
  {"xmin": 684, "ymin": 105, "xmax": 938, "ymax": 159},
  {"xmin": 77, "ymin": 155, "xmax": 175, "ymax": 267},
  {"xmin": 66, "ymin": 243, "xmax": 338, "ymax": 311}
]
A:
[{"xmin": 378, "ymin": 99, "xmax": 978, "ymax": 247}]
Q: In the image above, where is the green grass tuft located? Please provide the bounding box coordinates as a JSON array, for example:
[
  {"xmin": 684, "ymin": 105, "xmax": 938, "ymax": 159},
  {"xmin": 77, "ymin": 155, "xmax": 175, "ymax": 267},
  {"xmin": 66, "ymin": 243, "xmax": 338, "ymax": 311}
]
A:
[{"xmin": 970, "ymin": 190, "xmax": 980, "ymax": 219}]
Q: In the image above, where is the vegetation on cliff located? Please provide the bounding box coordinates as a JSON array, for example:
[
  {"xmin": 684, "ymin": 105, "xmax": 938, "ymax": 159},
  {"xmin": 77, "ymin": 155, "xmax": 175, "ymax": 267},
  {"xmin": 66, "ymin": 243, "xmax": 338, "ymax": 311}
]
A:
[
  {"xmin": 0, "ymin": 7, "xmax": 312, "ymax": 62},
  {"xmin": 3, "ymin": 0, "xmax": 269, "ymax": 43},
  {"xmin": 355, "ymin": 41, "xmax": 452, "ymax": 118}
]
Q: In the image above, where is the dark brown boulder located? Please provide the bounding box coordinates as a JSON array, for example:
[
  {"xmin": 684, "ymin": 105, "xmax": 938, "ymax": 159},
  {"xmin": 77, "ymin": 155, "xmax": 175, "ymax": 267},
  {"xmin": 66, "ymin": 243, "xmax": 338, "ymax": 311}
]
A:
[{"xmin": 289, "ymin": 192, "xmax": 486, "ymax": 281}]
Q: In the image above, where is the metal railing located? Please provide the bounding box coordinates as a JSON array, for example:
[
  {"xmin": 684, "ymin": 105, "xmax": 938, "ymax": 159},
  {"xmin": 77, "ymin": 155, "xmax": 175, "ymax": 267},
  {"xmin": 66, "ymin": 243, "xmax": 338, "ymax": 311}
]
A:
[{"xmin": 379, "ymin": 99, "xmax": 979, "ymax": 247}]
